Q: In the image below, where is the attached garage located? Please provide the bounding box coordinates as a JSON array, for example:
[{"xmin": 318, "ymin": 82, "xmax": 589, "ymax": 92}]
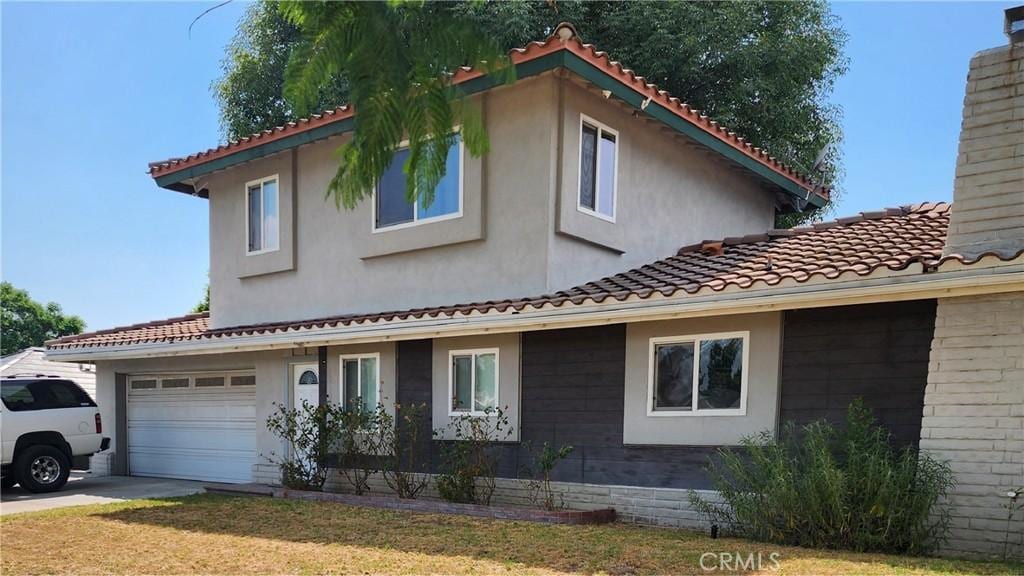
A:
[{"xmin": 126, "ymin": 372, "xmax": 257, "ymax": 483}]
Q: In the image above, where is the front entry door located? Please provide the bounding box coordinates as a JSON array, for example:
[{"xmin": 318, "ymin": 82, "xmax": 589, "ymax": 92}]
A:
[{"xmin": 291, "ymin": 363, "xmax": 320, "ymax": 410}]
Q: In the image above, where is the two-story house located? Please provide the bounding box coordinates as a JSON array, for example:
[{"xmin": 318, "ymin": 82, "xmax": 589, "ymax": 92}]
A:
[{"xmin": 47, "ymin": 21, "xmax": 1023, "ymax": 557}]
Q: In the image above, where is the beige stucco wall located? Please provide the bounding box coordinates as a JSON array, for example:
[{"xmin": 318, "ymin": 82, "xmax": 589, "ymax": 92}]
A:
[
  {"xmin": 206, "ymin": 76, "xmax": 558, "ymax": 329},
  {"xmin": 202, "ymin": 71, "xmax": 780, "ymax": 330},
  {"xmin": 549, "ymin": 79, "xmax": 776, "ymax": 289},
  {"xmin": 623, "ymin": 312, "xmax": 782, "ymax": 446}
]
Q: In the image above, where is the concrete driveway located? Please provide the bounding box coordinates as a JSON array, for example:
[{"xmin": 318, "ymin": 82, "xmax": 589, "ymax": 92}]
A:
[{"xmin": 0, "ymin": 473, "xmax": 206, "ymax": 515}]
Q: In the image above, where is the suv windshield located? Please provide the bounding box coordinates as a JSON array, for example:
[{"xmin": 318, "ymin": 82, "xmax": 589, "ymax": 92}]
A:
[{"xmin": 1, "ymin": 379, "xmax": 96, "ymax": 411}]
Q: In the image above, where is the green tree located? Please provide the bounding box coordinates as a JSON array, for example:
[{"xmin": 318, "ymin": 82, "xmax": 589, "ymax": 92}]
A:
[
  {"xmin": 0, "ymin": 282, "xmax": 85, "ymax": 356},
  {"xmin": 214, "ymin": 1, "xmax": 349, "ymax": 140},
  {"xmin": 215, "ymin": 1, "xmax": 846, "ymax": 220},
  {"xmin": 278, "ymin": 1, "xmax": 514, "ymax": 210},
  {"xmin": 191, "ymin": 283, "xmax": 210, "ymax": 314}
]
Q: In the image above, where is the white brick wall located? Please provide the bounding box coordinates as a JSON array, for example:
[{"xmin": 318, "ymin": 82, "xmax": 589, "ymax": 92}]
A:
[
  {"xmin": 921, "ymin": 293, "xmax": 1024, "ymax": 558},
  {"xmin": 945, "ymin": 45, "xmax": 1024, "ymax": 259},
  {"xmin": 321, "ymin": 469, "xmax": 717, "ymax": 530}
]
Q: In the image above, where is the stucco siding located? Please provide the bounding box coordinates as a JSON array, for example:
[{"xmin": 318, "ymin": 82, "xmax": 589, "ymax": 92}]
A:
[
  {"xmin": 206, "ymin": 76, "xmax": 559, "ymax": 329},
  {"xmin": 548, "ymin": 79, "xmax": 776, "ymax": 291}
]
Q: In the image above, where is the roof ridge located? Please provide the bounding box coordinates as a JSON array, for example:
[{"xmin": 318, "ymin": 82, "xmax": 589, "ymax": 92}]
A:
[{"xmin": 677, "ymin": 201, "xmax": 951, "ymax": 255}]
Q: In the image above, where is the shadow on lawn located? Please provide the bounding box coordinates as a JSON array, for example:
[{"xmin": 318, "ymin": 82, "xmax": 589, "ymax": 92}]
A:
[{"xmin": 96, "ymin": 494, "xmax": 1019, "ymax": 576}]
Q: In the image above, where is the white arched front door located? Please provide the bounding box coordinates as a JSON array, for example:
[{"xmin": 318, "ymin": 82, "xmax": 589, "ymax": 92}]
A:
[{"xmin": 291, "ymin": 363, "xmax": 320, "ymax": 410}]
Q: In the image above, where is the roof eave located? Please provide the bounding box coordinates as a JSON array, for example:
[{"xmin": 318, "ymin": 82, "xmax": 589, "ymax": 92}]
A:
[{"xmin": 44, "ymin": 261, "xmax": 1024, "ymax": 362}]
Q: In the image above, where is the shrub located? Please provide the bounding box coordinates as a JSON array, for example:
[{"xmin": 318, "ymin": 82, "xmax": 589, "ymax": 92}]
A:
[
  {"xmin": 435, "ymin": 407, "xmax": 512, "ymax": 505},
  {"xmin": 336, "ymin": 398, "xmax": 378, "ymax": 495},
  {"xmin": 264, "ymin": 400, "xmax": 342, "ymax": 491},
  {"xmin": 372, "ymin": 402, "xmax": 431, "ymax": 499},
  {"xmin": 521, "ymin": 441, "xmax": 574, "ymax": 510},
  {"xmin": 689, "ymin": 399, "xmax": 955, "ymax": 555}
]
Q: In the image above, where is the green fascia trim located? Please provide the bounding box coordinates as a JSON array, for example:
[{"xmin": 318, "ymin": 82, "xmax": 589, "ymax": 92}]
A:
[
  {"xmin": 560, "ymin": 52, "xmax": 823, "ymax": 208},
  {"xmin": 156, "ymin": 48, "xmax": 822, "ymax": 209}
]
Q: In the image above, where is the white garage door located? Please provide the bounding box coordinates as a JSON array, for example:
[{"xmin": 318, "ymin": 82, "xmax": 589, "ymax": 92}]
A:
[{"xmin": 127, "ymin": 372, "xmax": 257, "ymax": 483}]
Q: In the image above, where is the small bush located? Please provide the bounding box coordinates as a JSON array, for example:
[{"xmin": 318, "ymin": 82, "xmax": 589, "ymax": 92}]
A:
[
  {"xmin": 521, "ymin": 441, "xmax": 574, "ymax": 510},
  {"xmin": 264, "ymin": 400, "xmax": 342, "ymax": 491},
  {"xmin": 373, "ymin": 402, "xmax": 431, "ymax": 499},
  {"xmin": 690, "ymin": 399, "xmax": 955, "ymax": 555},
  {"xmin": 336, "ymin": 398, "xmax": 378, "ymax": 495},
  {"xmin": 435, "ymin": 407, "xmax": 512, "ymax": 505}
]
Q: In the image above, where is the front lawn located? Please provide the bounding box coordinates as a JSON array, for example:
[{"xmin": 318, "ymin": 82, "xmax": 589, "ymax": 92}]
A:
[{"xmin": 1, "ymin": 494, "xmax": 1019, "ymax": 575}]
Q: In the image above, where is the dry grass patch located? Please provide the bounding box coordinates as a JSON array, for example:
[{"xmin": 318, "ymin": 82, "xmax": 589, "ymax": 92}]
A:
[{"xmin": 1, "ymin": 494, "xmax": 1020, "ymax": 575}]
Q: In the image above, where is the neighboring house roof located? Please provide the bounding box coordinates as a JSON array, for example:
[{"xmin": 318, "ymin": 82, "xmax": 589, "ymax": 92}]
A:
[
  {"xmin": 47, "ymin": 202, "xmax": 1023, "ymax": 354},
  {"xmin": 148, "ymin": 23, "xmax": 827, "ymax": 210},
  {"xmin": 0, "ymin": 347, "xmax": 97, "ymax": 399}
]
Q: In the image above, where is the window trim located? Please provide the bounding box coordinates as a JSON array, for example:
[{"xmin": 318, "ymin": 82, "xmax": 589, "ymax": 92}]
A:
[
  {"xmin": 339, "ymin": 353, "xmax": 382, "ymax": 411},
  {"xmin": 371, "ymin": 132, "xmax": 465, "ymax": 233},
  {"xmin": 127, "ymin": 370, "xmax": 256, "ymax": 393},
  {"xmin": 447, "ymin": 347, "xmax": 500, "ymax": 417},
  {"xmin": 244, "ymin": 174, "xmax": 281, "ymax": 255},
  {"xmin": 576, "ymin": 113, "xmax": 618, "ymax": 223},
  {"xmin": 646, "ymin": 331, "xmax": 749, "ymax": 417}
]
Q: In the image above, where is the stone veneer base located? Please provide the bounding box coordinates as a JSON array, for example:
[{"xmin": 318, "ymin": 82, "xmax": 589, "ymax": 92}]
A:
[{"xmin": 205, "ymin": 481, "xmax": 615, "ymax": 525}]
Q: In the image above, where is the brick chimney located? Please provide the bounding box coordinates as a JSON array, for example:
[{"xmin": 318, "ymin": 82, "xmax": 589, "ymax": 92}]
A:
[{"xmin": 944, "ymin": 7, "xmax": 1024, "ymax": 258}]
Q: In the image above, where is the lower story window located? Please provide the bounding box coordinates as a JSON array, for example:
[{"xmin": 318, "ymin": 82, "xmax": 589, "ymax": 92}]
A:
[
  {"xmin": 650, "ymin": 332, "xmax": 747, "ymax": 415},
  {"xmin": 341, "ymin": 355, "xmax": 379, "ymax": 412},
  {"xmin": 449, "ymin": 349, "xmax": 498, "ymax": 415}
]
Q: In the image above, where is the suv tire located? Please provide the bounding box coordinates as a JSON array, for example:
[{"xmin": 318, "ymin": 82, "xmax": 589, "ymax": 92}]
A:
[{"xmin": 15, "ymin": 445, "xmax": 70, "ymax": 493}]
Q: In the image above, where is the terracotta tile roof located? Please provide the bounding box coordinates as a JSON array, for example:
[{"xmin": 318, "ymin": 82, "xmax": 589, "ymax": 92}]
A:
[
  {"xmin": 149, "ymin": 23, "xmax": 824, "ymax": 200},
  {"xmin": 49, "ymin": 202, "xmax": 1022, "ymax": 352}
]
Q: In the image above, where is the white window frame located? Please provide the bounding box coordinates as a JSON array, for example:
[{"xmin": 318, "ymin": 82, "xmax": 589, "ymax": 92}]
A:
[
  {"xmin": 577, "ymin": 113, "xmax": 618, "ymax": 223},
  {"xmin": 372, "ymin": 131, "xmax": 465, "ymax": 233},
  {"xmin": 127, "ymin": 370, "xmax": 256, "ymax": 393},
  {"xmin": 646, "ymin": 331, "xmax": 749, "ymax": 417},
  {"xmin": 244, "ymin": 174, "xmax": 280, "ymax": 255},
  {"xmin": 339, "ymin": 353, "xmax": 382, "ymax": 410},
  {"xmin": 447, "ymin": 347, "xmax": 500, "ymax": 417}
]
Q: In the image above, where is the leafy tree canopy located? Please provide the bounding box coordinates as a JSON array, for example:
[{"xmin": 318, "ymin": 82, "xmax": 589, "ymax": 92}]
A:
[
  {"xmin": 0, "ymin": 282, "xmax": 85, "ymax": 356},
  {"xmin": 214, "ymin": 1, "xmax": 847, "ymax": 220}
]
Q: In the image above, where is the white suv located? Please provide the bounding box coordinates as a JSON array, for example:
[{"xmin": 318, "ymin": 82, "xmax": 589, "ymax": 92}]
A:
[{"xmin": 1, "ymin": 376, "xmax": 107, "ymax": 493}]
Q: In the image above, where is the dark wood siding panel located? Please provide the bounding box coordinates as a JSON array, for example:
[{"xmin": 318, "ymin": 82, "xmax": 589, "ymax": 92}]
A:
[
  {"xmin": 395, "ymin": 339, "xmax": 435, "ymax": 469},
  {"xmin": 780, "ymin": 300, "xmax": 936, "ymax": 447},
  {"xmin": 521, "ymin": 325, "xmax": 716, "ymax": 489}
]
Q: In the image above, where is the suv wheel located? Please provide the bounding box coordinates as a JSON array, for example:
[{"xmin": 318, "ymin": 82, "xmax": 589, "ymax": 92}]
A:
[{"xmin": 15, "ymin": 445, "xmax": 70, "ymax": 493}]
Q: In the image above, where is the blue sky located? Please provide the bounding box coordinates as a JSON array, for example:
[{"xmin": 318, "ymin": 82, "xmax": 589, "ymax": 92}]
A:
[{"xmin": 0, "ymin": 2, "xmax": 1016, "ymax": 332}]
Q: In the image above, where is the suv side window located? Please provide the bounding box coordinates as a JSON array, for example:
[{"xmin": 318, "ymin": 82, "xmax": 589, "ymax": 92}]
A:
[
  {"xmin": 1, "ymin": 380, "xmax": 95, "ymax": 411},
  {"xmin": 1, "ymin": 381, "xmax": 36, "ymax": 411}
]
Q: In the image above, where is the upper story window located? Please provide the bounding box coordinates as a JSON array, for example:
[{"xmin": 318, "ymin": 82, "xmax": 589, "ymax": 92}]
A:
[
  {"xmin": 449, "ymin": 348, "xmax": 497, "ymax": 415},
  {"xmin": 578, "ymin": 115, "xmax": 617, "ymax": 221},
  {"xmin": 341, "ymin": 354, "xmax": 380, "ymax": 413},
  {"xmin": 375, "ymin": 134, "xmax": 462, "ymax": 231},
  {"xmin": 246, "ymin": 175, "xmax": 279, "ymax": 254},
  {"xmin": 648, "ymin": 332, "xmax": 748, "ymax": 416}
]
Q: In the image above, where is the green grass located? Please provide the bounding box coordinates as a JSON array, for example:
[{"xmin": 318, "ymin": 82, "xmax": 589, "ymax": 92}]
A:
[{"xmin": 1, "ymin": 493, "xmax": 1020, "ymax": 575}]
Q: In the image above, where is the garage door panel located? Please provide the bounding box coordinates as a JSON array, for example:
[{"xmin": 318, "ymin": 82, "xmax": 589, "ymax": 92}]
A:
[
  {"xmin": 127, "ymin": 379, "xmax": 256, "ymax": 484},
  {"xmin": 129, "ymin": 449, "xmax": 253, "ymax": 484}
]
